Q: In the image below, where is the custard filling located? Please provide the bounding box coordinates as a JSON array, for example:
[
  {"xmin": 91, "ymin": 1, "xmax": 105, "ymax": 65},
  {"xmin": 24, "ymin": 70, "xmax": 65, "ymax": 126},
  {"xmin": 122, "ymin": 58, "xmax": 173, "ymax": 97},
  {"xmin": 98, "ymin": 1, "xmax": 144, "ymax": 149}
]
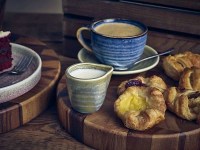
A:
[{"xmin": 118, "ymin": 95, "xmax": 147, "ymax": 116}]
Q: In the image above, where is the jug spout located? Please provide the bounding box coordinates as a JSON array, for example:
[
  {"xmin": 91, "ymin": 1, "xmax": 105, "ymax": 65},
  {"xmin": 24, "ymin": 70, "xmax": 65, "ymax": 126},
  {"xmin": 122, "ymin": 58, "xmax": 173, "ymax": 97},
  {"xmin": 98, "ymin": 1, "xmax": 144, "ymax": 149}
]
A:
[
  {"xmin": 93, "ymin": 63, "xmax": 113, "ymax": 88},
  {"xmin": 95, "ymin": 64, "xmax": 114, "ymax": 78}
]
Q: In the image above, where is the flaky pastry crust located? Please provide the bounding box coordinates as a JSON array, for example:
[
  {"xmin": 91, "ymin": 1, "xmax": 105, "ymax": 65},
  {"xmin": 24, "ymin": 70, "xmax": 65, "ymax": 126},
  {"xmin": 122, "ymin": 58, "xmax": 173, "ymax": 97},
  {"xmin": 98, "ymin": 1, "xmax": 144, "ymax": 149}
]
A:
[
  {"xmin": 114, "ymin": 86, "xmax": 166, "ymax": 131},
  {"xmin": 165, "ymin": 87, "xmax": 200, "ymax": 122},
  {"xmin": 179, "ymin": 67, "xmax": 200, "ymax": 91},
  {"xmin": 117, "ymin": 75, "xmax": 167, "ymax": 95},
  {"xmin": 162, "ymin": 51, "xmax": 200, "ymax": 81}
]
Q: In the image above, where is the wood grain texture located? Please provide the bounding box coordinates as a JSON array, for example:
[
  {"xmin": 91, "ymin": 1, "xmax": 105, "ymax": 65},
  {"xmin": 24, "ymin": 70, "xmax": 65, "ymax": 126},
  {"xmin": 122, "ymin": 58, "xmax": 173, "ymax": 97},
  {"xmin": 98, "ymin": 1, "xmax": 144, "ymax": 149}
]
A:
[
  {"xmin": 63, "ymin": 0, "xmax": 200, "ymax": 36},
  {"xmin": 3, "ymin": 13, "xmax": 63, "ymax": 42},
  {"xmin": 121, "ymin": 0, "xmax": 200, "ymax": 11},
  {"xmin": 0, "ymin": 35, "xmax": 61, "ymax": 133},
  {"xmin": 57, "ymin": 43, "xmax": 200, "ymax": 149},
  {"xmin": 57, "ymin": 75, "xmax": 200, "ymax": 150},
  {"xmin": 0, "ymin": 106, "xmax": 93, "ymax": 150}
]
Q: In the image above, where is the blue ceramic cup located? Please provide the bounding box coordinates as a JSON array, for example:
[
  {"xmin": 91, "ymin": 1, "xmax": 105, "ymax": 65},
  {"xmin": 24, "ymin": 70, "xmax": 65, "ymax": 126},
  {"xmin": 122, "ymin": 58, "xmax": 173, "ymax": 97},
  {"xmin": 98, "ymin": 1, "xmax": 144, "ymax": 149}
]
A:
[{"xmin": 77, "ymin": 18, "xmax": 148, "ymax": 70}]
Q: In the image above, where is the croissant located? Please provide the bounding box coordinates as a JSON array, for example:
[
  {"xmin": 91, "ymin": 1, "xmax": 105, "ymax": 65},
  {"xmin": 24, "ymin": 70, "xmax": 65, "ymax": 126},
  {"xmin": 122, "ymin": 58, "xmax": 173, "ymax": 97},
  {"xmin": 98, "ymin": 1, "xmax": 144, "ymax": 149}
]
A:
[
  {"xmin": 117, "ymin": 75, "xmax": 167, "ymax": 95},
  {"xmin": 179, "ymin": 67, "xmax": 200, "ymax": 91},
  {"xmin": 114, "ymin": 86, "xmax": 166, "ymax": 131},
  {"xmin": 163, "ymin": 51, "xmax": 200, "ymax": 81},
  {"xmin": 165, "ymin": 87, "xmax": 200, "ymax": 121}
]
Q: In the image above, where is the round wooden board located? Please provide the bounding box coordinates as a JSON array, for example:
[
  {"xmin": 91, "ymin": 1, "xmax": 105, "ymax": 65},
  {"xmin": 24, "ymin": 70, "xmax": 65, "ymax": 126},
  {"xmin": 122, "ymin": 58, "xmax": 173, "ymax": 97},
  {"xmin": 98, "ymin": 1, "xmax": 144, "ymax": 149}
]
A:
[
  {"xmin": 57, "ymin": 68, "xmax": 200, "ymax": 150},
  {"xmin": 0, "ymin": 35, "xmax": 61, "ymax": 133}
]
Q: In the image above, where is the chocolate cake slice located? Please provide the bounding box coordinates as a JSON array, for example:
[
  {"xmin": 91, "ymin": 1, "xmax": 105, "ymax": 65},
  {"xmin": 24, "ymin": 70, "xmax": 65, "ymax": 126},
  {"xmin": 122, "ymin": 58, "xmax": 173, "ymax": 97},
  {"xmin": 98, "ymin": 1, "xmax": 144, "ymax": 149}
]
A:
[{"xmin": 0, "ymin": 31, "xmax": 12, "ymax": 72}]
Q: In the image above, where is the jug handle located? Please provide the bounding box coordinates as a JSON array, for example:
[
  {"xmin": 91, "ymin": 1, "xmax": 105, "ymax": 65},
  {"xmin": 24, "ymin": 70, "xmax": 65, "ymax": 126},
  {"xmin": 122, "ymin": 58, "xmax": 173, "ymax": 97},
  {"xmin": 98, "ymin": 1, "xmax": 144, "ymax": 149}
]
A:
[{"xmin": 76, "ymin": 27, "xmax": 93, "ymax": 53}]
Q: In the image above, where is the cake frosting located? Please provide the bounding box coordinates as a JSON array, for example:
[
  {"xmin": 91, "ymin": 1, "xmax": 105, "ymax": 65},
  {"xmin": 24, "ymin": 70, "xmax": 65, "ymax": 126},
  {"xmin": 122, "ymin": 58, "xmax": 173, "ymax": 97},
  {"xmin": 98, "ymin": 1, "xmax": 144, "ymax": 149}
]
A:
[{"xmin": 0, "ymin": 31, "xmax": 11, "ymax": 38}]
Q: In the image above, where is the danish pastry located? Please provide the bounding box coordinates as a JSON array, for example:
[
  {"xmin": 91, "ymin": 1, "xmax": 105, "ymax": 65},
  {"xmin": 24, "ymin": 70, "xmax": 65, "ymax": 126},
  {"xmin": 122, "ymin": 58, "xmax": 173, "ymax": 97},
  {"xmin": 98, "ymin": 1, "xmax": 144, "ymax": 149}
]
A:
[
  {"xmin": 114, "ymin": 86, "xmax": 166, "ymax": 131},
  {"xmin": 162, "ymin": 51, "xmax": 200, "ymax": 81},
  {"xmin": 179, "ymin": 67, "xmax": 200, "ymax": 91},
  {"xmin": 165, "ymin": 87, "xmax": 200, "ymax": 121},
  {"xmin": 117, "ymin": 75, "xmax": 167, "ymax": 95}
]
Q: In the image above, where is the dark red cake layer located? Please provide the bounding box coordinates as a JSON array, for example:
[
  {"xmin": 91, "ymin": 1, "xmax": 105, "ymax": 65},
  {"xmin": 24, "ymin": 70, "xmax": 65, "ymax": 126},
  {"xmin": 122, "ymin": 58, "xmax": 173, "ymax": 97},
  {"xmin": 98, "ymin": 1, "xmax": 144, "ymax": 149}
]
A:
[
  {"xmin": 0, "ymin": 32, "xmax": 12, "ymax": 72},
  {"xmin": 0, "ymin": 48, "xmax": 11, "ymax": 57},
  {"xmin": 0, "ymin": 61, "xmax": 12, "ymax": 71},
  {"xmin": 0, "ymin": 36, "xmax": 10, "ymax": 47}
]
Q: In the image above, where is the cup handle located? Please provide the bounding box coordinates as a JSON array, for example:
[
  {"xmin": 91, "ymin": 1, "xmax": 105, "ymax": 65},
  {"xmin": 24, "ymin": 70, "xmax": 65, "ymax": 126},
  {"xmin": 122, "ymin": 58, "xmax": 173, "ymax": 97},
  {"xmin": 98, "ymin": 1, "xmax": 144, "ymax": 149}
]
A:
[{"xmin": 76, "ymin": 27, "xmax": 93, "ymax": 53}]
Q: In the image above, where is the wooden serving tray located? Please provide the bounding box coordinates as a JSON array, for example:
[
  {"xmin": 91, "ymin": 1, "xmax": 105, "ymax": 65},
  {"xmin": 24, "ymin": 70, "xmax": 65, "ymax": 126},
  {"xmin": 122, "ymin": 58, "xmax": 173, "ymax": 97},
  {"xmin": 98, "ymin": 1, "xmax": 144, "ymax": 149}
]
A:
[
  {"xmin": 0, "ymin": 35, "xmax": 61, "ymax": 133},
  {"xmin": 57, "ymin": 65, "xmax": 200, "ymax": 150}
]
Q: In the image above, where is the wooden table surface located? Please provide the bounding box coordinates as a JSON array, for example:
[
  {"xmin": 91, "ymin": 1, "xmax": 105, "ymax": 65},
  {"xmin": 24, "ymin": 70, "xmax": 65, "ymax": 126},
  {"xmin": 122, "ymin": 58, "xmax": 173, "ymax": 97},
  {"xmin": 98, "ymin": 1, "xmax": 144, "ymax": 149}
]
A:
[{"xmin": 0, "ymin": 30, "xmax": 200, "ymax": 150}]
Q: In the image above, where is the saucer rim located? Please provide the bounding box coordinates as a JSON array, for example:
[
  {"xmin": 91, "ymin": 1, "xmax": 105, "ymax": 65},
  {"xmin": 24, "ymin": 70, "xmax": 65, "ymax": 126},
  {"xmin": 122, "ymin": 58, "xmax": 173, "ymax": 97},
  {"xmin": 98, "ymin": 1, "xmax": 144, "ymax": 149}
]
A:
[{"xmin": 78, "ymin": 45, "xmax": 159, "ymax": 75}]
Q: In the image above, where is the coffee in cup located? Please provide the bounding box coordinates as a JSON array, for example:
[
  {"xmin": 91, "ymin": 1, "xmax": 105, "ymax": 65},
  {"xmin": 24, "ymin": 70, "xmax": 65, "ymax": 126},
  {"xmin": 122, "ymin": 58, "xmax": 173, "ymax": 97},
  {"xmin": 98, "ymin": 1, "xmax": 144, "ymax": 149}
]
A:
[
  {"xmin": 77, "ymin": 18, "xmax": 148, "ymax": 70},
  {"xmin": 94, "ymin": 22, "xmax": 143, "ymax": 37}
]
